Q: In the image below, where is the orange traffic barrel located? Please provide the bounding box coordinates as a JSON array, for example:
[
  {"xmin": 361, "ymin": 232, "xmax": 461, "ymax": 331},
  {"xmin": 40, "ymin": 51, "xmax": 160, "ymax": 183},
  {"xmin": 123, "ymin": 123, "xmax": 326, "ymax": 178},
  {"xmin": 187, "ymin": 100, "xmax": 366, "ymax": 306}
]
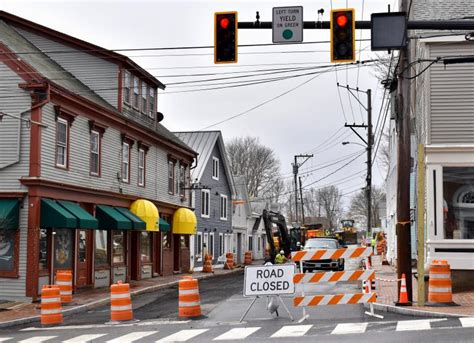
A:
[
  {"xmin": 56, "ymin": 270, "xmax": 73, "ymax": 304},
  {"xmin": 427, "ymin": 260, "xmax": 457, "ymax": 306},
  {"xmin": 110, "ymin": 281, "xmax": 133, "ymax": 321},
  {"xmin": 202, "ymin": 254, "xmax": 214, "ymax": 273},
  {"xmin": 41, "ymin": 285, "xmax": 63, "ymax": 326},
  {"xmin": 244, "ymin": 251, "xmax": 252, "ymax": 265},
  {"xmin": 178, "ymin": 276, "xmax": 201, "ymax": 317},
  {"xmin": 224, "ymin": 252, "xmax": 234, "ymax": 270}
]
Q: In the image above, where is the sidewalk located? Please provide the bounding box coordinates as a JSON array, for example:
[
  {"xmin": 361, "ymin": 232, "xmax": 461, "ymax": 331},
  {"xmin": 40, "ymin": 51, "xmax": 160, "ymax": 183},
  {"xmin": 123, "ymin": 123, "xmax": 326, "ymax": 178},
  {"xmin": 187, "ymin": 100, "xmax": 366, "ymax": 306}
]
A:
[
  {"xmin": 0, "ymin": 263, "xmax": 248, "ymax": 329},
  {"xmin": 371, "ymin": 255, "xmax": 474, "ymax": 317}
]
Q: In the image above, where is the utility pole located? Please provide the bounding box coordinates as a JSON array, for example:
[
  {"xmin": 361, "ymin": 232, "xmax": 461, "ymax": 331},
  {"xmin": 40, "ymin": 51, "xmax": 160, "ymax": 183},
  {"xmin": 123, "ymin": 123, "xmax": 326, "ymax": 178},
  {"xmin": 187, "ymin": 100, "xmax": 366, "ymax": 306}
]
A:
[
  {"xmin": 292, "ymin": 154, "xmax": 313, "ymax": 224},
  {"xmin": 299, "ymin": 176, "xmax": 305, "ymax": 225}
]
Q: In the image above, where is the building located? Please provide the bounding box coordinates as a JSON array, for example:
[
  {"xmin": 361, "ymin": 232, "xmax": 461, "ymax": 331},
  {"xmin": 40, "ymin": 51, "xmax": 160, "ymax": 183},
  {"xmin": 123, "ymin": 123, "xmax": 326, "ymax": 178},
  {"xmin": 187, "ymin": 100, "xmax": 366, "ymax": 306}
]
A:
[
  {"xmin": 0, "ymin": 11, "xmax": 198, "ymax": 301},
  {"xmin": 173, "ymin": 131, "xmax": 236, "ymax": 271}
]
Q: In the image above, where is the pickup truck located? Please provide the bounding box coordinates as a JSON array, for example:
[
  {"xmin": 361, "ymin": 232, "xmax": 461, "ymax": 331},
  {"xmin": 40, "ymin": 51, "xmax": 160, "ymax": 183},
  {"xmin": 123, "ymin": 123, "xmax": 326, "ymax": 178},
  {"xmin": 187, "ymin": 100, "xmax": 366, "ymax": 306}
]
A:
[{"xmin": 301, "ymin": 237, "xmax": 345, "ymax": 272}]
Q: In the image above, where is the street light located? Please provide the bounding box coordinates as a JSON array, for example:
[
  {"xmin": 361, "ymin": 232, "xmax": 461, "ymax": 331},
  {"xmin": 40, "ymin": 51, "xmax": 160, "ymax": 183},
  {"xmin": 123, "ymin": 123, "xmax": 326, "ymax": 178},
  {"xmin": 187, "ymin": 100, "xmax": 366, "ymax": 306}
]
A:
[{"xmin": 342, "ymin": 141, "xmax": 366, "ymax": 148}]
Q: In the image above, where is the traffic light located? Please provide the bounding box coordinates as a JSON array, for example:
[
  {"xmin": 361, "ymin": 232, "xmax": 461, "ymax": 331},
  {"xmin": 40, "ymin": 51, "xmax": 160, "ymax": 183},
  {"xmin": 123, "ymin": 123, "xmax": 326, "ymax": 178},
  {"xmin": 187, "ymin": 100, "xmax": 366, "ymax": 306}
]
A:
[
  {"xmin": 214, "ymin": 12, "xmax": 238, "ymax": 64},
  {"xmin": 330, "ymin": 9, "xmax": 355, "ymax": 63}
]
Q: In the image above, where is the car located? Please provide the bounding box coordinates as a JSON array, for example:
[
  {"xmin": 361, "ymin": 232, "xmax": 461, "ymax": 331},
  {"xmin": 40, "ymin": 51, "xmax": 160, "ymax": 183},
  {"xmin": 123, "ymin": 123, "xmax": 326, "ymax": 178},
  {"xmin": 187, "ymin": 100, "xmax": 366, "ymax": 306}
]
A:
[{"xmin": 300, "ymin": 237, "xmax": 345, "ymax": 272}]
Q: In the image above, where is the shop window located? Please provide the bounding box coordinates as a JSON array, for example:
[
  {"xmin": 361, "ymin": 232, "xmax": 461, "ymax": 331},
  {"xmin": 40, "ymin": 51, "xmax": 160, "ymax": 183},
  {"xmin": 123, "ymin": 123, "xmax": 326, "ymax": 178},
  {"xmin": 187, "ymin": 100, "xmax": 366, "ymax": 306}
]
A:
[
  {"xmin": 55, "ymin": 118, "xmax": 68, "ymax": 168},
  {"xmin": 78, "ymin": 230, "xmax": 87, "ymax": 263},
  {"xmin": 201, "ymin": 190, "xmax": 210, "ymax": 218},
  {"xmin": 113, "ymin": 231, "xmax": 125, "ymax": 264},
  {"xmin": 54, "ymin": 229, "xmax": 73, "ymax": 270},
  {"xmin": 0, "ymin": 229, "xmax": 16, "ymax": 273},
  {"xmin": 212, "ymin": 157, "xmax": 219, "ymax": 180},
  {"xmin": 162, "ymin": 232, "xmax": 171, "ymax": 249},
  {"xmin": 90, "ymin": 130, "xmax": 100, "ymax": 176},
  {"xmin": 141, "ymin": 232, "xmax": 151, "ymax": 263},
  {"xmin": 220, "ymin": 194, "xmax": 227, "ymax": 220},
  {"xmin": 180, "ymin": 235, "xmax": 189, "ymax": 248},
  {"xmin": 39, "ymin": 228, "xmax": 49, "ymax": 272},
  {"xmin": 95, "ymin": 230, "xmax": 109, "ymax": 267},
  {"xmin": 443, "ymin": 167, "xmax": 474, "ymax": 239}
]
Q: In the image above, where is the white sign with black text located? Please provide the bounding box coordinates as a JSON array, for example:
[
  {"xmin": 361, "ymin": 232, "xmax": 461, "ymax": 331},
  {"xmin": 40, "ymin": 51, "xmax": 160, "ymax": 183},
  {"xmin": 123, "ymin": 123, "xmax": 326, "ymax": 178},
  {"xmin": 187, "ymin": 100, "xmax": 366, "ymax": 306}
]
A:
[
  {"xmin": 244, "ymin": 264, "xmax": 296, "ymax": 297},
  {"xmin": 272, "ymin": 6, "xmax": 303, "ymax": 43}
]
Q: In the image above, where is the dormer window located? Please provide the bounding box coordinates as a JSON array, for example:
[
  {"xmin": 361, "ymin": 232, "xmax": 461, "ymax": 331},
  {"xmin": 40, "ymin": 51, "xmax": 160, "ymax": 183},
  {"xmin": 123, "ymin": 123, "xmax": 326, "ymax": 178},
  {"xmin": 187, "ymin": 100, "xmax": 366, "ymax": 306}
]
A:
[
  {"xmin": 133, "ymin": 76, "xmax": 140, "ymax": 108},
  {"xmin": 123, "ymin": 71, "xmax": 131, "ymax": 104},
  {"xmin": 141, "ymin": 83, "xmax": 148, "ymax": 114},
  {"xmin": 148, "ymin": 88, "xmax": 156, "ymax": 118}
]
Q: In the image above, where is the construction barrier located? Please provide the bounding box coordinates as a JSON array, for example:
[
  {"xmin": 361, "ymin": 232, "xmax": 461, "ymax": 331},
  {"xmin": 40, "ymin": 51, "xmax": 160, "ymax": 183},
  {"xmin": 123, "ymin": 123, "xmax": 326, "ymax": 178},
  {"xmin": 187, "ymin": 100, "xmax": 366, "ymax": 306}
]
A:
[
  {"xmin": 55, "ymin": 270, "xmax": 73, "ymax": 304},
  {"xmin": 292, "ymin": 247, "xmax": 381, "ymax": 320},
  {"xmin": 224, "ymin": 252, "xmax": 234, "ymax": 270},
  {"xmin": 202, "ymin": 254, "xmax": 214, "ymax": 273},
  {"xmin": 426, "ymin": 260, "xmax": 457, "ymax": 306},
  {"xmin": 178, "ymin": 276, "xmax": 202, "ymax": 317},
  {"xmin": 110, "ymin": 280, "xmax": 133, "ymax": 321},
  {"xmin": 244, "ymin": 251, "xmax": 252, "ymax": 265},
  {"xmin": 41, "ymin": 285, "xmax": 63, "ymax": 326}
]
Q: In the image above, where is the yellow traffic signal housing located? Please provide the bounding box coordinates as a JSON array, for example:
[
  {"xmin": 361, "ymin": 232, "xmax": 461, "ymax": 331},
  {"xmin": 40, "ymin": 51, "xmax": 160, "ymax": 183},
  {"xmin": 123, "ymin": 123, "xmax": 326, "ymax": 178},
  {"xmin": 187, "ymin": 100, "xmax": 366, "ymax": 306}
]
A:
[
  {"xmin": 330, "ymin": 9, "xmax": 356, "ymax": 63},
  {"xmin": 214, "ymin": 12, "xmax": 238, "ymax": 64}
]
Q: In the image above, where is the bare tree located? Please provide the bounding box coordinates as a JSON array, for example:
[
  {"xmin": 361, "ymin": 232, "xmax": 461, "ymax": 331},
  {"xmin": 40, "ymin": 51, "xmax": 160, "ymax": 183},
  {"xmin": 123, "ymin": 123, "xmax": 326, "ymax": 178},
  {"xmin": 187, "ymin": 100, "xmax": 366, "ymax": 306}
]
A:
[
  {"xmin": 315, "ymin": 186, "xmax": 343, "ymax": 231},
  {"xmin": 348, "ymin": 186, "xmax": 386, "ymax": 229},
  {"xmin": 226, "ymin": 137, "xmax": 281, "ymax": 198},
  {"xmin": 303, "ymin": 187, "xmax": 321, "ymax": 218}
]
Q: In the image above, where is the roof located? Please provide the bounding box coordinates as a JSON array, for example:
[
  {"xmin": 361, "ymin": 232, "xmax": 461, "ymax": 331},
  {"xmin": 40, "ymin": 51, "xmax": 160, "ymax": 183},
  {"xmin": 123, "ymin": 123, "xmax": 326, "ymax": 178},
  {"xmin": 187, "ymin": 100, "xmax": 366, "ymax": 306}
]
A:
[
  {"xmin": 0, "ymin": 11, "xmax": 164, "ymax": 89},
  {"xmin": 174, "ymin": 131, "xmax": 236, "ymax": 196}
]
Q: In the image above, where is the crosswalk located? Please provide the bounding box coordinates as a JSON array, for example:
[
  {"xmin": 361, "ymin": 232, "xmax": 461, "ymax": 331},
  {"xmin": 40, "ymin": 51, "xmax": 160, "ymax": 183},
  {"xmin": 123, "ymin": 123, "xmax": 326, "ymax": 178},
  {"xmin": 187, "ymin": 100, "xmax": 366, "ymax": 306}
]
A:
[{"xmin": 0, "ymin": 317, "xmax": 473, "ymax": 342}]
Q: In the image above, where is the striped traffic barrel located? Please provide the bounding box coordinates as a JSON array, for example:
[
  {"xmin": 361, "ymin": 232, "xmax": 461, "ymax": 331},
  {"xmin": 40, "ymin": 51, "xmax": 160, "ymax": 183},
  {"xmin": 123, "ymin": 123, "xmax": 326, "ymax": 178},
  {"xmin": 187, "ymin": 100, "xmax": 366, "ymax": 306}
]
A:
[
  {"xmin": 56, "ymin": 270, "xmax": 73, "ymax": 304},
  {"xmin": 427, "ymin": 260, "xmax": 455, "ymax": 305},
  {"xmin": 178, "ymin": 276, "xmax": 201, "ymax": 317},
  {"xmin": 110, "ymin": 280, "xmax": 133, "ymax": 321},
  {"xmin": 41, "ymin": 285, "xmax": 63, "ymax": 325}
]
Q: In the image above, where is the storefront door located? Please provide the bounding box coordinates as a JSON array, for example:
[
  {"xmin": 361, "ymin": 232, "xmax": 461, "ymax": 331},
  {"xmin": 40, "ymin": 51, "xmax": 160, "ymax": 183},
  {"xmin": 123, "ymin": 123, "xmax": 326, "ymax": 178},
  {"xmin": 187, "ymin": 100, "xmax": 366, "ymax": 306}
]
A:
[{"xmin": 76, "ymin": 230, "xmax": 92, "ymax": 287}]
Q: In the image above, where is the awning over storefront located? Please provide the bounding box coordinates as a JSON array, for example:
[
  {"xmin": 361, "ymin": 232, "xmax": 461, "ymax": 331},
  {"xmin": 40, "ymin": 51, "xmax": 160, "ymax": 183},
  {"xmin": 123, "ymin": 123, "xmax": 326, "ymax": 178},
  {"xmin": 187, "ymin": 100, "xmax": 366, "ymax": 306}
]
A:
[
  {"xmin": 130, "ymin": 199, "xmax": 158, "ymax": 232},
  {"xmin": 41, "ymin": 199, "xmax": 77, "ymax": 228},
  {"xmin": 0, "ymin": 199, "xmax": 19, "ymax": 230},
  {"xmin": 158, "ymin": 218, "xmax": 171, "ymax": 233},
  {"xmin": 115, "ymin": 207, "xmax": 146, "ymax": 230},
  {"xmin": 57, "ymin": 200, "xmax": 98, "ymax": 229},
  {"xmin": 172, "ymin": 208, "xmax": 197, "ymax": 235},
  {"xmin": 96, "ymin": 205, "xmax": 132, "ymax": 230}
]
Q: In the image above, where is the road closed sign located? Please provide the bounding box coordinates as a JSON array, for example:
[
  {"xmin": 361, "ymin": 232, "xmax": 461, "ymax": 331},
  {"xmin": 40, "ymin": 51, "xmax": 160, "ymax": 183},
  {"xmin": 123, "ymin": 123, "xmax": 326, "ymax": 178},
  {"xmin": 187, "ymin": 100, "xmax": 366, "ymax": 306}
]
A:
[{"xmin": 244, "ymin": 264, "xmax": 296, "ymax": 297}]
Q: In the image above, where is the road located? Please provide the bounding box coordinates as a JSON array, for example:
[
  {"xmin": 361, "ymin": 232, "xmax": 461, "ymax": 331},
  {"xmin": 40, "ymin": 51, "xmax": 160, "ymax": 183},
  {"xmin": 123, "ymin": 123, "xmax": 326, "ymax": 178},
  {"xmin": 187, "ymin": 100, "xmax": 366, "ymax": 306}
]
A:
[{"xmin": 1, "ymin": 258, "xmax": 473, "ymax": 342}]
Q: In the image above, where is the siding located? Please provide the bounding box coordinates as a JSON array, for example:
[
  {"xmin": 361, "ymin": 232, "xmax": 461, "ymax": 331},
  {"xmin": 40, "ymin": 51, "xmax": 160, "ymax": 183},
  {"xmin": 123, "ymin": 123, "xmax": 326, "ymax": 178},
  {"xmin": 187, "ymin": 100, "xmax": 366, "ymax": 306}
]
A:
[
  {"xmin": 429, "ymin": 43, "xmax": 474, "ymax": 144},
  {"xmin": 14, "ymin": 27, "xmax": 119, "ymax": 109},
  {"xmin": 0, "ymin": 62, "xmax": 31, "ymax": 190}
]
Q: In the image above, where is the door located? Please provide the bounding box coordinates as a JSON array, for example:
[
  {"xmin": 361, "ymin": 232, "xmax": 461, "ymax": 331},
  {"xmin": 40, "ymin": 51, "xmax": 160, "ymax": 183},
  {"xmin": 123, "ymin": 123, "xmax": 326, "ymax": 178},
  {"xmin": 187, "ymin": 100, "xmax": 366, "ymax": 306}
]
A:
[
  {"xmin": 76, "ymin": 230, "xmax": 92, "ymax": 287},
  {"xmin": 173, "ymin": 234, "xmax": 180, "ymax": 272}
]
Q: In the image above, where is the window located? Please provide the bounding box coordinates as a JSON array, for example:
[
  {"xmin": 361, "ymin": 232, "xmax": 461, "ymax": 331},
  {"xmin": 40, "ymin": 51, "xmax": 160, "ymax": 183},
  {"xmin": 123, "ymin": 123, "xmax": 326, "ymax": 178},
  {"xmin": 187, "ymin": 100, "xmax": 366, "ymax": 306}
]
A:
[
  {"xmin": 168, "ymin": 160, "xmax": 175, "ymax": 194},
  {"xmin": 201, "ymin": 189, "xmax": 210, "ymax": 218},
  {"xmin": 212, "ymin": 157, "xmax": 219, "ymax": 180},
  {"xmin": 133, "ymin": 76, "xmax": 139, "ymax": 108},
  {"xmin": 121, "ymin": 142, "xmax": 130, "ymax": 183},
  {"xmin": 140, "ymin": 232, "xmax": 151, "ymax": 263},
  {"xmin": 180, "ymin": 235, "xmax": 189, "ymax": 248},
  {"xmin": 141, "ymin": 83, "xmax": 148, "ymax": 113},
  {"xmin": 123, "ymin": 70, "xmax": 131, "ymax": 104},
  {"xmin": 196, "ymin": 232, "xmax": 202, "ymax": 261},
  {"xmin": 220, "ymin": 194, "xmax": 228, "ymax": 220},
  {"xmin": 248, "ymin": 236, "xmax": 253, "ymax": 251},
  {"xmin": 54, "ymin": 229, "xmax": 73, "ymax": 269},
  {"xmin": 162, "ymin": 232, "xmax": 171, "ymax": 249},
  {"xmin": 209, "ymin": 232, "xmax": 214, "ymax": 257},
  {"xmin": 39, "ymin": 229, "xmax": 49, "ymax": 272},
  {"xmin": 148, "ymin": 88, "xmax": 156, "ymax": 118},
  {"xmin": 90, "ymin": 131, "xmax": 100, "ymax": 176},
  {"xmin": 219, "ymin": 233, "xmax": 223, "ymax": 256},
  {"xmin": 179, "ymin": 164, "xmax": 186, "ymax": 197},
  {"xmin": 138, "ymin": 148, "xmax": 145, "ymax": 186},
  {"xmin": 112, "ymin": 231, "xmax": 125, "ymax": 264},
  {"xmin": 203, "ymin": 232, "xmax": 208, "ymax": 256},
  {"xmin": 95, "ymin": 230, "xmax": 109, "ymax": 267},
  {"xmin": 56, "ymin": 118, "xmax": 68, "ymax": 168},
  {"xmin": 0, "ymin": 229, "xmax": 16, "ymax": 273},
  {"xmin": 258, "ymin": 236, "xmax": 261, "ymax": 252}
]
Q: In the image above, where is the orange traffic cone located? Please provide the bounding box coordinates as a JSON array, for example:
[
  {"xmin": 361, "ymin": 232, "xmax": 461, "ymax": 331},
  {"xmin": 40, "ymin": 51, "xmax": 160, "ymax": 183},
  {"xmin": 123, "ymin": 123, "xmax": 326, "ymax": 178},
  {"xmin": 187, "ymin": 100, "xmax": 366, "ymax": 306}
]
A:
[
  {"xmin": 396, "ymin": 273, "xmax": 411, "ymax": 306},
  {"xmin": 364, "ymin": 279, "xmax": 371, "ymax": 294}
]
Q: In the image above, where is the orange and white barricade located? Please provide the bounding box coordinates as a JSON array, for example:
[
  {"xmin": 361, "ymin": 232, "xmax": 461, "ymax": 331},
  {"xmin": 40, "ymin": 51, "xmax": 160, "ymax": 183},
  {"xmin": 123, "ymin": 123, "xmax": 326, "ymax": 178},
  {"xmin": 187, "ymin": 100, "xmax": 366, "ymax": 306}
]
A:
[
  {"xmin": 110, "ymin": 281, "xmax": 133, "ymax": 322},
  {"xmin": 178, "ymin": 276, "xmax": 202, "ymax": 317},
  {"xmin": 56, "ymin": 270, "xmax": 73, "ymax": 304},
  {"xmin": 292, "ymin": 246, "xmax": 382, "ymax": 321},
  {"xmin": 41, "ymin": 285, "xmax": 63, "ymax": 326}
]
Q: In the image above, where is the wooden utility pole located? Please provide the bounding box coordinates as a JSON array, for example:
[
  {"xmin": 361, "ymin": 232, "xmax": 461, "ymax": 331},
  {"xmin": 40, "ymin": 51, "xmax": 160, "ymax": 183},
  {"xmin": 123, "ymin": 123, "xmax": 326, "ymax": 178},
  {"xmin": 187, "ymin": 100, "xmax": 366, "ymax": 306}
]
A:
[{"xmin": 292, "ymin": 154, "xmax": 313, "ymax": 224}]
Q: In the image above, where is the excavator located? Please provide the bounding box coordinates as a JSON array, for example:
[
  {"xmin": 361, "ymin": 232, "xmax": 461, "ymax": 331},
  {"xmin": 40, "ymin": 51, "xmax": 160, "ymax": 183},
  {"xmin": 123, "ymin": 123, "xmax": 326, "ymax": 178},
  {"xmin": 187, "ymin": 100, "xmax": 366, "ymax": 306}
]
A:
[{"xmin": 261, "ymin": 209, "xmax": 292, "ymax": 263}]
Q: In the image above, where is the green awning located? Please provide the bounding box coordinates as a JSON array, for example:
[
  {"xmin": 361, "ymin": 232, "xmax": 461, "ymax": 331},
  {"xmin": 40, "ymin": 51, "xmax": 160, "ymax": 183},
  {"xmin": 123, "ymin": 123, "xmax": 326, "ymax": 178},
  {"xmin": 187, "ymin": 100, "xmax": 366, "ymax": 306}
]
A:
[
  {"xmin": 0, "ymin": 199, "xmax": 19, "ymax": 230},
  {"xmin": 41, "ymin": 199, "xmax": 77, "ymax": 228},
  {"xmin": 96, "ymin": 205, "xmax": 132, "ymax": 230},
  {"xmin": 57, "ymin": 200, "xmax": 98, "ymax": 229},
  {"xmin": 115, "ymin": 207, "xmax": 146, "ymax": 230},
  {"xmin": 159, "ymin": 218, "xmax": 171, "ymax": 232}
]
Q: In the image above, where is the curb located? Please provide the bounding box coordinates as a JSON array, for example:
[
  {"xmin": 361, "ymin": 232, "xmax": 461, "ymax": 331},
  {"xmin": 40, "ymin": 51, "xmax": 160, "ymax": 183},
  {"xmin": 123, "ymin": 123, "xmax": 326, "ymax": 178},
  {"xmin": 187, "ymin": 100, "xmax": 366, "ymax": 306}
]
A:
[
  {"xmin": 0, "ymin": 268, "xmax": 243, "ymax": 329},
  {"xmin": 366, "ymin": 302, "xmax": 470, "ymax": 318}
]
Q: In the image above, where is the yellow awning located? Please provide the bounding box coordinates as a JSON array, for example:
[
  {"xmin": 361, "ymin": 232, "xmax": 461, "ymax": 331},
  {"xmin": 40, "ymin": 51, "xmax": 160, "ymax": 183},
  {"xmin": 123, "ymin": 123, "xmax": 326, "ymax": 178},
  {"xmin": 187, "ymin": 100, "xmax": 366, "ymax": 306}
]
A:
[
  {"xmin": 172, "ymin": 208, "xmax": 197, "ymax": 235},
  {"xmin": 130, "ymin": 199, "xmax": 159, "ymax": 231}
]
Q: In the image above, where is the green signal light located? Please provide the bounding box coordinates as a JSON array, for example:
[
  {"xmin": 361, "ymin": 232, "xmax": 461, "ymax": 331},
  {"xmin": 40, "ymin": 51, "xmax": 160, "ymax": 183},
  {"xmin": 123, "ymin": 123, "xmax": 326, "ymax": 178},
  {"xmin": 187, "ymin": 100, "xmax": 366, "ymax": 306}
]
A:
[{"xmin": 282, "ymin": 29, "xmax": 293, "ymax": 40}]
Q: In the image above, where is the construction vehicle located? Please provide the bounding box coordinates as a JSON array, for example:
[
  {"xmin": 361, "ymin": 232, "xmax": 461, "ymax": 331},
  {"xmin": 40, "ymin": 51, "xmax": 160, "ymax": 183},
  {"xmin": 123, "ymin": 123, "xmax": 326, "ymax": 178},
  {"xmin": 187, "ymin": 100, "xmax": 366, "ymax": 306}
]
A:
[
  {"xmin": 261, "ymin": 209, "xmax": 292, "ymax": 263},
  {"xmin": 338, "ymin": 219, "xmax": 358, "ymax": 245}
]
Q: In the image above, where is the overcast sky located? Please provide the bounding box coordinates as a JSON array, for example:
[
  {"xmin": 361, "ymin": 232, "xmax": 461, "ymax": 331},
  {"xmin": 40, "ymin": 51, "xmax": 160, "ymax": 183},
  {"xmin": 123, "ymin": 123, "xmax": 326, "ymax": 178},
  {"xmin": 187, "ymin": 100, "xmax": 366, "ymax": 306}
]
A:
[{"xmin": 1, "ymin": 0, "xmax": 398, "ymax": 211}]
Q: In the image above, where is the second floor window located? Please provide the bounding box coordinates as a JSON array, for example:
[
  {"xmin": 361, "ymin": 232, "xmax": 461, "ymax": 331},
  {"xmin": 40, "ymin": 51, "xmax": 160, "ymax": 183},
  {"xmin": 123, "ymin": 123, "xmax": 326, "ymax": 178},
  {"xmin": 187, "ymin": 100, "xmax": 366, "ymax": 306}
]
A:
[
  {"xmin": 138, "ymin": 148, "xmax": 145, "ymax": 186},
  {"xmin": 168, "ymin": 160, "xmax": 175, "ymax": 194},
  {"xmin": 148, "ymin": 88, "xmax": 155, "ymax": 118},
  {"xmin": 141, "ymin": 83, "xmax": 148, "ymax": 114},
  {"xmin": 212, "ymin": 157, "xmax": 219, "ymax": 180},
  {"xmin": 133, "ymin": 76, "xmax": 139, "ymax": 108},
  {"xmin": 220, "ymin": 194, "xmax": 227, "ymax": 220},
  {"xmin": 121, "ymin": 143, "xmax": 130, "ymax": 182},
  {"xmin": 123, "ymin": 70, "xmax": 131, "ymax": 104},
  {"xmin": 90, "ymin": 131, "xmax": 100, "ymax": 176},
  {"xmin": 56, "ymin": 118, "xmax": 68, "ymax": 168},
  {"xmin": 179, "ymin": 164, "xmax": 186, "ymax": 197},
  {"xmin": 201, "ymin": 189, "xmax": 210, "ymax": 217}
]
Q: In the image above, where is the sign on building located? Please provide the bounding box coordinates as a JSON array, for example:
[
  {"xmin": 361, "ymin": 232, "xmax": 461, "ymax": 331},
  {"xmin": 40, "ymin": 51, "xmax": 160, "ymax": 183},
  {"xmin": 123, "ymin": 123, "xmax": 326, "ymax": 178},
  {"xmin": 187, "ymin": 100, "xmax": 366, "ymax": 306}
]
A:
[
  {"xmin": 243, "ymin": 264, "xmax": 296, "ymax": 297},
  {"xmin": 272, "ymin": 6, "xmax": 303, "ymax": 43}
]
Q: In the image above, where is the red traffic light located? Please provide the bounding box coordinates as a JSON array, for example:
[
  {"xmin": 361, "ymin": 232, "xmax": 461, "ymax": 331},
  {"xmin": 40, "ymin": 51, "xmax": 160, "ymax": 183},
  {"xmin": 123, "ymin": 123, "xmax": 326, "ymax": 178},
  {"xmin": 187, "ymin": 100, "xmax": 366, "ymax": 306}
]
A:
[
  {"xmin": 336, "ymin": 14, "xmax": 348, "ymax": 27},
  {"xmin": 220, "ymin": 17, "xmax": 230, "ymax": 29}
]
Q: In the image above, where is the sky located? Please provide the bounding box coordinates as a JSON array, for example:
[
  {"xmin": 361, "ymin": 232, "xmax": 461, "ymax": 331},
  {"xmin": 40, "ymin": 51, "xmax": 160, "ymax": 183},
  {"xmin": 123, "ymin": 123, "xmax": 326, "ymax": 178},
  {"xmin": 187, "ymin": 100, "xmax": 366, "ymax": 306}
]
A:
[{"xmin": 1, "ymin": 0, "xmax": 398, "ymax": 211}]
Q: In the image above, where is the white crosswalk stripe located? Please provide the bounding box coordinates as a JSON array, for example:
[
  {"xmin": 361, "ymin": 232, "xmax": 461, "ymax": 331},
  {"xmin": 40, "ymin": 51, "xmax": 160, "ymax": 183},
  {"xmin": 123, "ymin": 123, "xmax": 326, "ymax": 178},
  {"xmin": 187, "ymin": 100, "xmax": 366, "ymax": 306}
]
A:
[
  {"xmin": 214, "ymin": 327, "xmax": 260, "ymax": 340},
  {"xmin": 63, "ymin": 334, "xmax": 107, "ymax": 342},
  {"xmin": 460, "ymin": 317, "xmax": 474, "ymax": 328},
  {"xmin": 19, "ymin": 337, "xmax": 57, "ymax": 343},
  {"xmin": 106, "ymin": 331, "xmax": 157, "ymax": 343},
  {"xmin": 271, "ymin": 325, "xmax": 313, "ymax": 337},
  {"xmin": 396, "ymin": 319, "xmax": 431, "ymax": 331},
  {"xmin": 331, "ymin": 323, "xmax": 368, "ymax": 335},
  {"xmin": 156, "ymin": 329, "xmax": 208, "ymax": 342}
]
